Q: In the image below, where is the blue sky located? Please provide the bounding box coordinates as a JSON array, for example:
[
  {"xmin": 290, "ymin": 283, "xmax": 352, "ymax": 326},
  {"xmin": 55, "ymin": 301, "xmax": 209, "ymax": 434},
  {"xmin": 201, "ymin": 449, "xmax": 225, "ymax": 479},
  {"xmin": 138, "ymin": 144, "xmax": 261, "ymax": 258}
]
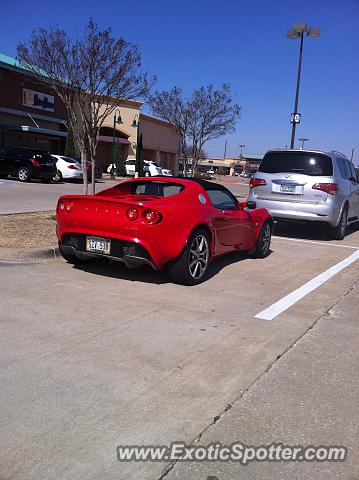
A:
[{"xmin": 1, "ymin": 0, "xmax": 358, "ymax": 162}]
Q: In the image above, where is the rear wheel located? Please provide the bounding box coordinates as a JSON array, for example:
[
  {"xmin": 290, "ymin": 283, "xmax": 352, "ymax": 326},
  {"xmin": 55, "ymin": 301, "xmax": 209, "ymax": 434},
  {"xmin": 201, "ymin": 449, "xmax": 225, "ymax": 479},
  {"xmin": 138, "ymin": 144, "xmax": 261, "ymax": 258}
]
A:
[
  {"xmin": 250, "ymin": 220, "xmax": 272, "ymax": 258},
  {"xmin": 17, "ymin": 166, "xmax": 32, "ymax": 182},
  {"xmin": 53, "ymin": 170, "xmax": 63, "ymax": 182},
  {"xmin": 167, "ymin": 229, "xmax": 210, "ymax": 285},
  {"xmin": 59, "ymin": 243, "xmax": 95, "ymax": 265},
  {"xmin": 330, "ymin": 205, "xmax": 348, "ymax": 240}
]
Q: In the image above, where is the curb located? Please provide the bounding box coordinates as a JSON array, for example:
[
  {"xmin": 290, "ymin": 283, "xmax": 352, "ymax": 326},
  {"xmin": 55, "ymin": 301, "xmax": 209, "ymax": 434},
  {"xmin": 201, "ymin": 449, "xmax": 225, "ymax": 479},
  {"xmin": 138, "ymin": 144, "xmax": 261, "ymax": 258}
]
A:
[{"xmin": 0, "ymin": 246, "xmax": 60, "ymax": 264}]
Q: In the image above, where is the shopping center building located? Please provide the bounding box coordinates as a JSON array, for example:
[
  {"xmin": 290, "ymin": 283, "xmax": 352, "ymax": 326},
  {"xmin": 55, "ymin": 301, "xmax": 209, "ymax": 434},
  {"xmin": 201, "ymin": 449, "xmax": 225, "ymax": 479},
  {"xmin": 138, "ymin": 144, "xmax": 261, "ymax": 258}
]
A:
[{"xmin": 0, "ymin": 53, "xmax": 179, "ymax": 172}]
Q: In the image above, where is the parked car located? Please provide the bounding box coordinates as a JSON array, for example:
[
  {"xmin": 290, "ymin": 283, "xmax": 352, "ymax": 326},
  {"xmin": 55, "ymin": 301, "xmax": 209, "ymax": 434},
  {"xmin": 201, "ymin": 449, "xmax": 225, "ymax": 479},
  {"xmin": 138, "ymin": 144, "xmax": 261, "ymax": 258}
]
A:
[
  {"xmin": 247, "ymin": 149, "xmax": 359, "ymax": 240},
  {"xmin": 107, "ymin": 159, "xmax": 162, "ymax": 177},
  {"xmin": 51, "ymin": 155, "xmax": 83, "ymax": 182},
  {"xmin": 57, "ymin": 177, "xmax": 272, "ymax": 285},
  {"xmin": 0, "ymin": 147, "xmax": 57, "ymax": 182}
]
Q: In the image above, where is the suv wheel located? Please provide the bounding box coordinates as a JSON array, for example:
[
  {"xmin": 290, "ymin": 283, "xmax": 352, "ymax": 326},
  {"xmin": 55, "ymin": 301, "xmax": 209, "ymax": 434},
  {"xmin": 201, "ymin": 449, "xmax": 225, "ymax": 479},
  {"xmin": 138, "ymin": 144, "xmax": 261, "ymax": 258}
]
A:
[
  {"xmin": 330, "ymin": 205, "xmax": 348, "ymax": 240},
  {"xmin": 17, "ymin": 166, "xmax": 32, "ymax": 182}
]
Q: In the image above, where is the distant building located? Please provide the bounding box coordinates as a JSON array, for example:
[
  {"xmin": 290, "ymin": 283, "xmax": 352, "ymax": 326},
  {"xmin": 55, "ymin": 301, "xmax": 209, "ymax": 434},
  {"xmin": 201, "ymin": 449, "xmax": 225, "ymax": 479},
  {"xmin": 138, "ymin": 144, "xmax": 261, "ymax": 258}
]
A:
[
  {"xmin": 0, "ymin": 53, "xmax": 179, "ymax": 172},
  {"xmin": 184, "ymin": 154, "xmax": 263, "ymax": 175}
]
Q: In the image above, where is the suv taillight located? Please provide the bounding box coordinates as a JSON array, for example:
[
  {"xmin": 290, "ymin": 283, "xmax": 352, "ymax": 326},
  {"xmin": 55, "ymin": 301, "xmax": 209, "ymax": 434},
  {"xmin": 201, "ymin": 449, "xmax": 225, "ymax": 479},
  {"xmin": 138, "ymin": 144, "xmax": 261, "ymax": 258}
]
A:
[
  {"xmin": 31, "ymin": 157, "xmax": 41, "ymax": 168},
  {"xmin": 312, "ymin": 183, "xmax": 339, "ymax": 195},
  {"xmin": 249, "ymin": 178, "xmax": 267, "ymax": 188}
]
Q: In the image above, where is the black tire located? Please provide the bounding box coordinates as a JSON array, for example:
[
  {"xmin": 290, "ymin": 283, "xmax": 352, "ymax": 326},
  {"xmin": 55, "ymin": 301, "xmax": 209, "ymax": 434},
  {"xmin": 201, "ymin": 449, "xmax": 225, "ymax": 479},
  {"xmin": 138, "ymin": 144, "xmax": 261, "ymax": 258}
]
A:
[
  {"xmin": 59, "ymin": 243, "xmax": 95, "ymax": 265},
  {"xmin": 53, "ymin": 170, "xmax": 63, "ymax": 182},
  {"xmin": 167, "ymin": 229, "xmax": 210, "ymax": 285},
  {"xmin": 17, "ymin": 166, "xmax": 32, "ymax": 182},
  {"xmin": 250, "ymin": 220, "xmax": 272, "ymax": 258},
  {"xmin": 330, "ymin": 205, "xmax": 348, "ymax": 240}
]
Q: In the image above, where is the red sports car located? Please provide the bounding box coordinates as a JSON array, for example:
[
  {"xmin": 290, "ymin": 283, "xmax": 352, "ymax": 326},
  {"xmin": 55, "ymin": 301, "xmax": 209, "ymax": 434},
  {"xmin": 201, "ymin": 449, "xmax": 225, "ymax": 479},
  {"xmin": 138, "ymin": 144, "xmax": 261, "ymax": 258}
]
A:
[{"xmin": 56, "ymin": 177, "xmax": 272, "ymax": 285}]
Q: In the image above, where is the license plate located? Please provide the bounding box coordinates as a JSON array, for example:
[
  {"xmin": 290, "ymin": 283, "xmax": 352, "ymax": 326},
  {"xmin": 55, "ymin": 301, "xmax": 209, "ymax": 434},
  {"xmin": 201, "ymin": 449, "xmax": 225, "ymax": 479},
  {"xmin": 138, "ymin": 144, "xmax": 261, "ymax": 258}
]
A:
[
  {"xmin": 280, "ymin": 184, "xmax": 296, "ymax": 193},
  {"xmin": 86, "ymin": 236, "xmax": 111, "ymax": 254}
]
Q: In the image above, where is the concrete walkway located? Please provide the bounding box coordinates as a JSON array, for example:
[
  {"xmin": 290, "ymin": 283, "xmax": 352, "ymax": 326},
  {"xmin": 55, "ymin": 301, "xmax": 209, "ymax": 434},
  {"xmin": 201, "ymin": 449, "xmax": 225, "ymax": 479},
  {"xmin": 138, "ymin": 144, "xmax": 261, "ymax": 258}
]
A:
[{"xmin": 166, "ymin": 280, "xmax": 359, "ymax": 480}]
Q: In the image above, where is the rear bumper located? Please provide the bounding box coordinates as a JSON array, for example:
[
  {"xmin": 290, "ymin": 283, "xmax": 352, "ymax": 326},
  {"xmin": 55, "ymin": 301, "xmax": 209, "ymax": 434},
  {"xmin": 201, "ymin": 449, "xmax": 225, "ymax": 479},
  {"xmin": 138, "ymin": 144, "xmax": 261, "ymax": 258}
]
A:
[
  {"xmin": 60, "ymin": 233, "xmax": 157, "ymax": 269},
  {"xmin": 248, "ymin": 196, "xmax": 341, "ymax": 226}
]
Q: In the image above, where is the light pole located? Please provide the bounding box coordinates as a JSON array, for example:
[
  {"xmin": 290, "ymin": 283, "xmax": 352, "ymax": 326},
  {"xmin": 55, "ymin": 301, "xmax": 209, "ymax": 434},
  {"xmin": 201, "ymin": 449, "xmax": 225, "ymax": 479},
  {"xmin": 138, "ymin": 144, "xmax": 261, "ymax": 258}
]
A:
[
  {"xmin": 111, "ymin": 109, "xmax": 123, "ymax": 179},
  {"xmin": 239, "ymin": 144, "xmax": 246, "ymax": 158},
  {"xmin": 132, "ymin": 114, "xmax": 144, "ymax": 177},
  {"xmin": 299, "ymin": 137, "xmax": 309, "ymax": 149},
  {"xmin": 287, "ymin": 23, "xmax": 320, "ymax": 149}
]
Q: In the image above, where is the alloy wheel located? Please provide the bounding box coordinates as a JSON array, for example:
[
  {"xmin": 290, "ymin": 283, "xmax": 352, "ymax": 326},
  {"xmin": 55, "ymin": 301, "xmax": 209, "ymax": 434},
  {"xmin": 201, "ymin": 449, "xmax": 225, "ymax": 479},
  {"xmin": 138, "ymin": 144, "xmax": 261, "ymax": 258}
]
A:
[
  {"xmin": 261, "ymin": 223, "xmax": 272, "ymax": 255},
  {"xmin": 188, "ymin": 234, "xmax": 209, "ymax": 280},
  {"xmin": 18, "ymin": 168, "xmax": 29, "ymax": 181}
]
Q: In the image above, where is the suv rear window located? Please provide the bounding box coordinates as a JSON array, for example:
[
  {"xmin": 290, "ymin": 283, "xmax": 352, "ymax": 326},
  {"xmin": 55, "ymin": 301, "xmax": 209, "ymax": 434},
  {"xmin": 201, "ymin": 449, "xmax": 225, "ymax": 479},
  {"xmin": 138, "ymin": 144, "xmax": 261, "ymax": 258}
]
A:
[{"xmin": 258, "ymin": 152, "xmax": 333, "ymax": 176}]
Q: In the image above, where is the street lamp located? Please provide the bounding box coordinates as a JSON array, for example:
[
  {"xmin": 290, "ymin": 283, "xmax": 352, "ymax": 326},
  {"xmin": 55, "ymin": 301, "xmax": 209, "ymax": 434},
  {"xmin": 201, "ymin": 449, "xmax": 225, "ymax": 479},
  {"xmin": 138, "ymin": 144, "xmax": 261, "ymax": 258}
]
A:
[
  {"xmin": 287, "ymin": 22, "xmax": 320, "ymax": 149},
  {"xmin": 111, "ymin": 109, "xmax": 123, "ymax": 179},
  {"xmin": 299, "ymin": 137, "xmax": 309, "ymax": 149},
  {"xmin": 239, "ymin": 144, "xmax": 246, "ymax": 158}
]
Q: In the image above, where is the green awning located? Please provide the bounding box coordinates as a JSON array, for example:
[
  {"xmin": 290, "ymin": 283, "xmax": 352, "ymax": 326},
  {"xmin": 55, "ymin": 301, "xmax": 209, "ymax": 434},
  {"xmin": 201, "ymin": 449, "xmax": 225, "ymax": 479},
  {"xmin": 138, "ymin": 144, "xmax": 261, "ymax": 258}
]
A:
[{"xmin": 0, "ymin": 124, "xmax": 67, "ymax": 138}]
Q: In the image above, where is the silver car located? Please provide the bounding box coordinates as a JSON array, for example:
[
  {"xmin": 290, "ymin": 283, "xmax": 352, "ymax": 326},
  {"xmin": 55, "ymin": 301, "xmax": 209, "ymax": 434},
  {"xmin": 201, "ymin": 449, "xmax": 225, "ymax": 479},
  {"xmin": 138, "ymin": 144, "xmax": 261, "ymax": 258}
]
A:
[{"xmin": 247, "ymin": 149, "xmax": 359, "ymax": 239}]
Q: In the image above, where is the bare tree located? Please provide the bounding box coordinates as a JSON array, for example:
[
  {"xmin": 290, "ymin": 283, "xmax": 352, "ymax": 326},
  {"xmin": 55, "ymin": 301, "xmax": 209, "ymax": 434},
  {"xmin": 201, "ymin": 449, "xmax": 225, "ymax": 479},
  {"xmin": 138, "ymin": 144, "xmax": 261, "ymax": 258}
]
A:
[
  {"xmin": 147, "ymin": 87, "xmax": 192, "ymax": 175},
  {"xmin": 188, "ymin": 84, "xmax": 240, "ymax": 175},
  {"xmin": 148, "ymin": 84, "xmax": 240, "ymax": 176},
  {"xmin": 17, "ymin": 19, "xmax": 152, "ymax": 194}
]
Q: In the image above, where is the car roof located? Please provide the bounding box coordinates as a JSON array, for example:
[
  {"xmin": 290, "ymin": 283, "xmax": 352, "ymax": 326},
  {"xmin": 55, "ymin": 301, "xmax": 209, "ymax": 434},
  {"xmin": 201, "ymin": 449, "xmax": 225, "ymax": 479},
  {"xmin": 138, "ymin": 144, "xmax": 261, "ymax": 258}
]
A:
[{"xmin": 265, "ymin": 149, "xmax": 347, "ymax": 159}]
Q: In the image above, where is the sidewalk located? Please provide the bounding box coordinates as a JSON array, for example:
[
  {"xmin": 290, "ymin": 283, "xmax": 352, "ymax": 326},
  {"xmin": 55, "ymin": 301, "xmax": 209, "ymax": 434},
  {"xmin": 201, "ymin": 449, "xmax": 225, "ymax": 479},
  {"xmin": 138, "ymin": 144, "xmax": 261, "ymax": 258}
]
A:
[{"xmin": 165, "ymin": 280, "xmax": 359, "ymax": 480}]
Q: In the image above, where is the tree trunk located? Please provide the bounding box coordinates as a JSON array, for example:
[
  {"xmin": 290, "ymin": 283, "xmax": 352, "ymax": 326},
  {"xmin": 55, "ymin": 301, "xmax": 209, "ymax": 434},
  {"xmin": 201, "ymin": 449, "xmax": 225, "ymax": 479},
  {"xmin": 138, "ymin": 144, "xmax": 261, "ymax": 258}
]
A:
[
  {"xmin": 91, "ymin": 156, "xmax": 96, "ymax": 196},
  {"xmin": 80, "ymin": 149, "xmax": 88, "ymax": 195}
]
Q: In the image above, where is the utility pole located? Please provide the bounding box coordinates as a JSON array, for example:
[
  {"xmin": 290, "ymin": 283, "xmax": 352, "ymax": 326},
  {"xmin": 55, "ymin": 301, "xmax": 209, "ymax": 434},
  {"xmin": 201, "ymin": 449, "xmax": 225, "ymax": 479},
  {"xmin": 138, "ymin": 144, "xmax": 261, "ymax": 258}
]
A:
[
  {"xmin": 223, "ymin": 140, "xmax": 227, "ymax": 159},
  {"xmin": 239, "ymin": 144, "xmax": 246, "ymax": 158}
]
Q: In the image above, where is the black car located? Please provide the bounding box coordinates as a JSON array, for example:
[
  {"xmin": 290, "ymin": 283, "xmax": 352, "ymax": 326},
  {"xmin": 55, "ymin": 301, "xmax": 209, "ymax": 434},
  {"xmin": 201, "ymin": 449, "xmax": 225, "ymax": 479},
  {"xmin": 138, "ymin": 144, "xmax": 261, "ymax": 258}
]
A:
[{"xmin": 0, "ymin": 147, "xmax": 57, "ymax": 182}]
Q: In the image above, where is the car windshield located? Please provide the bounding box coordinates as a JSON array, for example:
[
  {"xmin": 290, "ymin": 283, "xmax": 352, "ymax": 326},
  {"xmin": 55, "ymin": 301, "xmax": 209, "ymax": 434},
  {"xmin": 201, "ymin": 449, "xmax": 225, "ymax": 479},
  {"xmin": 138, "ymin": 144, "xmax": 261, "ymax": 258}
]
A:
[
  {"xmin": 258, "ymin": 152, "xmax": 333, "ymax": 176},
  {"xmin": 130, "ymin": 181, "xmax": 184, "ymax": 197}
]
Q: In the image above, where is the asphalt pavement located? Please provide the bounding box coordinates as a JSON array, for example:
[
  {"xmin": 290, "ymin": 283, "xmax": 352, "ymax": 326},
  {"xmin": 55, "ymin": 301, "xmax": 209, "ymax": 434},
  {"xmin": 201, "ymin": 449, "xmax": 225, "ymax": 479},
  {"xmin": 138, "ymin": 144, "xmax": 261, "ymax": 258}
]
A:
[
  {"xmin": 0, "ymin": 176, "xmax": 250, "ymax": 214},
  {"xmin": 1, "ymin": 226, "xmax": 358, "ymax": 480}
]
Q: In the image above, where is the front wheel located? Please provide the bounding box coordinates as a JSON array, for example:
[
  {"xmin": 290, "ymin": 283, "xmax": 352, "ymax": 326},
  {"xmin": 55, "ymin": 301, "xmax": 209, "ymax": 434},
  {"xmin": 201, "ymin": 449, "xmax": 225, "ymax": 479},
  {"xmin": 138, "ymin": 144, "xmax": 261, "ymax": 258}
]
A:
[
  {"xmin": 250, "ymin": 220, "xmax": 272, "ymax": 258},
  {"xmin": 167, "ymin": 229, "xmax": 210, "ymax": 285}
]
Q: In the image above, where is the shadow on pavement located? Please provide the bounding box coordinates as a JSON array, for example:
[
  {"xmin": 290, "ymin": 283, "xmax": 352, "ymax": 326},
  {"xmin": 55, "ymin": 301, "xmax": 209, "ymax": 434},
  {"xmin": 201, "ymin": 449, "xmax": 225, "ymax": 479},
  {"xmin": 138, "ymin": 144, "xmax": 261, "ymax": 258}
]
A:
[
  {"xmin": 273, "ymin": 221, "xmax": 358, "ymax": 241},
  {"xmin": 72, "ymin": 249, "xmax": 263, "ymax": 285}
]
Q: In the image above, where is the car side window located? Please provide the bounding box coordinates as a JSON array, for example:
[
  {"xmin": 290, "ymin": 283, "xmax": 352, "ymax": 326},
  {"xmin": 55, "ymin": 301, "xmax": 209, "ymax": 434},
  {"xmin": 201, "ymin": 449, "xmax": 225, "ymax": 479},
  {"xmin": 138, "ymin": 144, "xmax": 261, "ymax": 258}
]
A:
[
  {"xmin": 207, "ymin": 189, "xmax": 237, "ymax": 210},
  {"xmin": 336, "ymin": 158, "xmax": 347, "ymax": 179},
  {"xmin": 348, "ymin": 162, "xmax": 358, "ymax": 183}
]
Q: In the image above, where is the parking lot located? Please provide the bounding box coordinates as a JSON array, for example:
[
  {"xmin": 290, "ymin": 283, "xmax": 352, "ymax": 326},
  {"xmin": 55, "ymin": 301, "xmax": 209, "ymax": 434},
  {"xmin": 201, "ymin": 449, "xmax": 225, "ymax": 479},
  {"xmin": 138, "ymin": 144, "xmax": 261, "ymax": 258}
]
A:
[{"xmin": 1, "ymin": 207, "xmax": 358, "ymax": 479}]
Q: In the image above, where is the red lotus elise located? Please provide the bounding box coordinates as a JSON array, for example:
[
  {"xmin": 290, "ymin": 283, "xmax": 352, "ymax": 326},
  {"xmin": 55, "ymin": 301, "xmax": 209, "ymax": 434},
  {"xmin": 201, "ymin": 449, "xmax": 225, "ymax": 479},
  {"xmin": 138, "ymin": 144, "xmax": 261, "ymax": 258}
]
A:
[{"xmin": 56, "ymin": 177, "xmax": 272, "ymax": 285}]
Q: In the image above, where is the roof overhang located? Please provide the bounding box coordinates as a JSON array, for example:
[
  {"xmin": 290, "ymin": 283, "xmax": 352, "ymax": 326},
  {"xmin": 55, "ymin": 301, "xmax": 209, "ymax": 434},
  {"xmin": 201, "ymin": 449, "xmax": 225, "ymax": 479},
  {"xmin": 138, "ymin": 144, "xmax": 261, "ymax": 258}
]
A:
[{"xmin": 0, "ymin": 124, "xmax": 67, "ymax": 137}]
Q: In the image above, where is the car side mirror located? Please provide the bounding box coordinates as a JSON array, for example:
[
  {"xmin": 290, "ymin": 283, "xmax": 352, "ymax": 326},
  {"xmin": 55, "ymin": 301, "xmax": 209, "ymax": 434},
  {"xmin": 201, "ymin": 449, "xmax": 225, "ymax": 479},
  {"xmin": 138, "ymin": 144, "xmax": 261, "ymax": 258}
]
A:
[{"xmin": 246, "ymin": 201, "xmax": 257, "ymax": 210}]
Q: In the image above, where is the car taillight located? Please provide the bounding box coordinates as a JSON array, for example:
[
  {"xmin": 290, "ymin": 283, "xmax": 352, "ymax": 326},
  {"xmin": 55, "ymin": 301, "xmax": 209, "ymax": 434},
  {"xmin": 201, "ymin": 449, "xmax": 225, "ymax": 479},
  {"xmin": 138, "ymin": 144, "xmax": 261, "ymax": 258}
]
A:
[
  {"xmin": 312, "ymin": 183, "xmax": 338, "ymax": 195},
  {"xmin": 126, "ymin": 208, "xmax": 139, "ymax": 221},
  {"xmin": 68, "ymin": 165, "xmax": 79, "ymax": 170},
  {"xmin": 58, "ymin": 202, "xmax": 73, "ymax": 213},
  {"xmin": 31, "ymin": 158, "xmax": 41, "ymax": 168},
  {"xmin": 143, "ymin": 209, "xmax": 161, "ymax": 224},
  {"xmin": 249, "ymin": 178, "xmax": 267, "ymax": 188}
]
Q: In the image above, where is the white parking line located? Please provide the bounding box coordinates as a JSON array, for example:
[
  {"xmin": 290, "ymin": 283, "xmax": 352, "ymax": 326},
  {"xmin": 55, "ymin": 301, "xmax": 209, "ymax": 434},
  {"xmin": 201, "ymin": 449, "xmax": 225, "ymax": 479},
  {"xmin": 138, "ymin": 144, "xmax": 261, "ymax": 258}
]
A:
[
  {"xmin": 272, "ymin": 236, "xmax": 359, "ymax": 250},
  {"xmin": 255, "ymin": 249, "xmax": 359, "ymax": 321}
]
